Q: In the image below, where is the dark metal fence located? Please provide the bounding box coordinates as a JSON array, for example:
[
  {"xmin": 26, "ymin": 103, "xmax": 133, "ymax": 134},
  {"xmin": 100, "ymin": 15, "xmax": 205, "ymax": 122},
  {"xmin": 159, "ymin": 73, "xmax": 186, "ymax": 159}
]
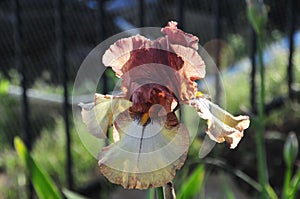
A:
[{"xmin": 1, "ymin": 0, "xmax": 299, "ymax": 198}]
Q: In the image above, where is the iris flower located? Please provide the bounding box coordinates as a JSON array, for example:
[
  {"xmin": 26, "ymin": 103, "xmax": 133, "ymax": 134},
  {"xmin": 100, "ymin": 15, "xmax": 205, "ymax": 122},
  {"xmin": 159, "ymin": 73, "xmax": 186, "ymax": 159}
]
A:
[{"xmin": 79, "ymin": 21, "xmax": 250, "ymax": 189}]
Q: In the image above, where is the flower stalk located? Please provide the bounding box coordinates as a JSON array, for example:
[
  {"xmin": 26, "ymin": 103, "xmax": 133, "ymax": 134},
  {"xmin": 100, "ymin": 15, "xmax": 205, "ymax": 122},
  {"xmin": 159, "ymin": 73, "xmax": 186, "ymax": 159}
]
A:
[
  {"xmin": 246, "ymin": 0, "xmax": 268, "ymax": 198},
  {"xmin": 282, "ymin": 132, "xmax": 299, "ymax": 199},
  {"xmin": 157, "ymin": 187, "xmax": 164, "ymax": 199},
  {"xmin": 256, "ymin": 30, "xmax": 269, "ymax": 199}
]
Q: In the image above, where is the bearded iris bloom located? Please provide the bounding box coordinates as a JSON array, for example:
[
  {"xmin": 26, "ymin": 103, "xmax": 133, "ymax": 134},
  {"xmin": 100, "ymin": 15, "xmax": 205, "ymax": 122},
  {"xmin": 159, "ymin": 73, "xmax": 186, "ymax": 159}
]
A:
[{"xmin": 79, "ymin": 21, "xmax": 250, "ymax": 189}]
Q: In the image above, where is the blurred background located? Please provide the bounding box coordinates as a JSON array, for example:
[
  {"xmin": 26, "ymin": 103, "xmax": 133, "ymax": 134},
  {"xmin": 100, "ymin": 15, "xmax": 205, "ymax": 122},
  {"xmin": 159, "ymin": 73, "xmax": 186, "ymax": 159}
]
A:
[{"xmin": 0, "ymin": 0, "xmax": 300, "ymax": 198}]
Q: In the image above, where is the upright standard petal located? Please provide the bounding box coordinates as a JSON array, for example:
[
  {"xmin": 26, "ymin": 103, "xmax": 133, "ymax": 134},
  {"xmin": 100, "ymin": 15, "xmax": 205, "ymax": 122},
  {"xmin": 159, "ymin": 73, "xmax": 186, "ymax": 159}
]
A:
[
  {"xmin": 102, "ymin": 35, "xmax": 151, "ymax": 77},
  {"xmin": 102, "ymin": 21, "xmax": 206, "ymax": 101},
  {"xmin": 189, "ymin": 97, "xmax": 250, "ymax": 149},
  {"xmin": 161, "ymin": 21, "xmax": 199, "ymax": 50}
]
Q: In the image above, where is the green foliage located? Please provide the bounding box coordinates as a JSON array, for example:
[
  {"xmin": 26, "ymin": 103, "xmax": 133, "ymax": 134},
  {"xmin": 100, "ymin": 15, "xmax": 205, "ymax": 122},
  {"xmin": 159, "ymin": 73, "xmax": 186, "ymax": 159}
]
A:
[
  {"xmin": 177, "ymin": 165, "xmax": 205, "ymax": 199},
  {"xmin": 0, "ymin": 146, "xmax": 27, "ymax": 198},
  {"xmin": 246, "ymin": 0, "xmax": 268, "ymax": 34},
  {"xmin": 265, "ymin": 184, "xmax": 279, "ymax": 199},
  {"xmin": 0, "ymin": 117, "xmax": 96, "ymax": 198},
  {"xmin": 250, "ymin": 2, "xmax": 269, "ymax": 196},
  {"xmin": 0, "ymin": 95, "xmax": 19, "ymax": 147},
  {"xmin": 289, "ymin": 169, "xmax": 300, "ymax": 199},
  {"xmin": 223, "ymin": 72, "xmax": 250, "ymax": 113},
  {"xmin": 282, "ymin": 133, "xmax": 299, "ymax": 199},
  {"xmin": 0, "ymin": 75, "xmax": 9, "ymax": 95},
  {"xmin": 14, "ymin": 137, "xmax": 90, "ymax": 199},
  {"xmin": 221, "ymin": 173, "xmax": 236, "ymax": 199},
  {"xmin": 62, "ymin": 189, "xmax": 89, "ymax": 199},
  {"xmin": 227, "ymin": 34, "xmax": 247, "ymax": 61},
  {"xmin": 156, "ymin": 187, "xmax": 164, "ymax": 199},
  {"xmin": 0, "ymin": 93, "xmax": 57, "ymax": 147},
  {"xmin": 147, "ymin": 188, "xmax": 155, "ymax": 199},
  {"xmin": 32, "ymin": 118, "xmax": 96, "ymax": 186},
  {"xmin": 284, "ymin": 132, "xmax": 298, "ymax": 168},
  {"xmin": 14, "ymin": 137, "xmax": 63, "ymax": 199}
]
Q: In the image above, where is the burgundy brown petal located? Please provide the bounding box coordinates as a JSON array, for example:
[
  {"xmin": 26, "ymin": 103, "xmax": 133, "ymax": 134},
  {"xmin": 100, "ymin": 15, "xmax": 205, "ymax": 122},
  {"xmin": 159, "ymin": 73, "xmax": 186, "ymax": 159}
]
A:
[{"xmin": 102, "ymin": 21, "xmax": 205, "ymax": 101}]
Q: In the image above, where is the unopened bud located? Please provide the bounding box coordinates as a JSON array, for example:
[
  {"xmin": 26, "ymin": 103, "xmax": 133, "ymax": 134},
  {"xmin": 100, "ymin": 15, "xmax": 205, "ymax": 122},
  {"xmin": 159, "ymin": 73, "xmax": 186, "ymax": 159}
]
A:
[
  {"xmin": 246, "ymin": 0, "xmax": 268, "ymax": 34},
  {"xmin": 284, "ymin": 132, "xmax": 299, "ymax": 167}
]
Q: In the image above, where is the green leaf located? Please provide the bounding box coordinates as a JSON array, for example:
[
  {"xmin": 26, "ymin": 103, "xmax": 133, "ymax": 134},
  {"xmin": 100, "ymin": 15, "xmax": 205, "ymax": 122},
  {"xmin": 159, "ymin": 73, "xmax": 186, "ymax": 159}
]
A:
[
  {"xmin": 265, "ymin": 184, "xmax": 278, "ymax": 199},
  {"xmin": 0, "ymin": 77, "xmax": 9, "ymax": 95},
  {"xmin": 289, "ymin": 168, "xmax": 300, "ymax": 199},
  {"xmin": 177, "ymin": 165, "xmax": 205, "ymax": 199},
  {"xmin": 62, "ymin": 188, "xmax": 89, "ymax": 199},
  {"xmin": 14, "ymin": 137, "xmax": 63, "ymax": 199}
]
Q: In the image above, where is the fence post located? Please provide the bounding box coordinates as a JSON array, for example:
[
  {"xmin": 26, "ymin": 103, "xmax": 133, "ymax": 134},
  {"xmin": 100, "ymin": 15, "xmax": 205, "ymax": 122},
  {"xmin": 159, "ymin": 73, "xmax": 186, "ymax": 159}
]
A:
[
  {"xmin": 139, "ymin": 0, "xmax": 144, "ymax": 27},
  {"xmin": 96, "ymin": 0, "xmax": 105, "ymax": 43},
  {"xmin": 214, "ymin": 0, "xmax": 222, "ymax": 105},
  {"xmin": 55, "ymin": 0, "xmax": 73, "ymax": 189},
  {"xmin": 96, "ymin": 0, "xmax": 108, "ymax": 94},
  {"xmin": 287, "ymin": 0, "xmax": 296, "ymax": 99},
  {"xmin": 176, "ymin": 0, "xmax": 184, "ymax": 29},
  {"xmin": 250, "ymin": 28, "xmax": 257, "ymax": 113},
  {"xmin": 13, "ymin": 0, "xmax": 33, "ymax": 198}
]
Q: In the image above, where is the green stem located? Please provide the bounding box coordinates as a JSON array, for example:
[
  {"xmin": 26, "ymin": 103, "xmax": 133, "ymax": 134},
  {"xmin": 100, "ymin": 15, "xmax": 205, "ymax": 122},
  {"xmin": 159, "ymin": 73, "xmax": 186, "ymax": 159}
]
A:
[
  {"xmin": 290, "ymin": 168, "xmax": 300, "ymax": 199},
  {"xmin": 282, "ymin": 165, "xmax": 292, "ymax": 199},
  {"xmin": 256, "ymin": 31, "xmax": 268, "ymax": 199},
  {"xmin": 156, "ymin": 187, "xmax": 164, "ymax": 199}
]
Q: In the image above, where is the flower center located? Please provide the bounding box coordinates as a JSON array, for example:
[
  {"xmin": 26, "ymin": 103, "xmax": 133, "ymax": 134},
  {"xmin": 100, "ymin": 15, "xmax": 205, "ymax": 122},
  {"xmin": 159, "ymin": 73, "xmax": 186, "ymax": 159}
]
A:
[{"xmin": 128, "ymin": 83, "xmax": 178, "ymax": 124}]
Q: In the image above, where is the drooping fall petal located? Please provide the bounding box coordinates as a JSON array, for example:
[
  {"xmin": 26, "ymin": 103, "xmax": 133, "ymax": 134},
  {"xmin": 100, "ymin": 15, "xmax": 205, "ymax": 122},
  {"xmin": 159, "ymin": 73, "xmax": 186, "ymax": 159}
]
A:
[
  {"xmin": 98, "ymin": 110, "xmax": 189, "ymax": 189},
  {"xmin": 189, "ymin": 97, "xmax": 250, "ymax": 149}
]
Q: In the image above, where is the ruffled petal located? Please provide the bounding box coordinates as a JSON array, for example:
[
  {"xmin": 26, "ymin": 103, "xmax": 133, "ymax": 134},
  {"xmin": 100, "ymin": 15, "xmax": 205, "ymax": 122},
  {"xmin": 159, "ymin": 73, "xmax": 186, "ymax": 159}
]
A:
[
  {"xmin": 161, "ymin": 21, "xmax": 199, "ymax": 50},
  {"xmin": 102, "ymin": 35, "xmax": 151, "ymax": 77},
  {"xmin": 102, "ymin": 21, "xmax": 205, "ymax": 101},
  {"xmin": 170, "ymin": 44, "xmax": 206, "ymax": 100},
  {"xmin": 170, "ymin": 44, "xmax": 206, "ymax": 81},
  {"xmin": 189, "ymin": 97, "xmax": 250, "ymax": 149},
  {"xmin": 79, "ymin": 94, "xmax": 132, "ymax": 138},
  {"xmin": 120, "ymin": 63, "xmax": 182, "ymax": 104},
  {"xmin": 98, "ymin": 110, "xmax": 189, "ymax": 189}
]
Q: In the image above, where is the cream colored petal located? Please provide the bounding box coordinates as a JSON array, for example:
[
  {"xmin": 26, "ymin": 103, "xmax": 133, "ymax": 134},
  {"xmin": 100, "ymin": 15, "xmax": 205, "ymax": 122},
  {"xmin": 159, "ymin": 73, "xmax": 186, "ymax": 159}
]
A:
[
  {"xmin": 79, "ymin": 94, "xmax": 132, "ymax": 139},
  {"xmin": 98, "ymin": 110, "xmax": 189, "ymax": 189},
  {"xmin": 189, "ymin": 98, "xmax": 250, "ymax": 149}
]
